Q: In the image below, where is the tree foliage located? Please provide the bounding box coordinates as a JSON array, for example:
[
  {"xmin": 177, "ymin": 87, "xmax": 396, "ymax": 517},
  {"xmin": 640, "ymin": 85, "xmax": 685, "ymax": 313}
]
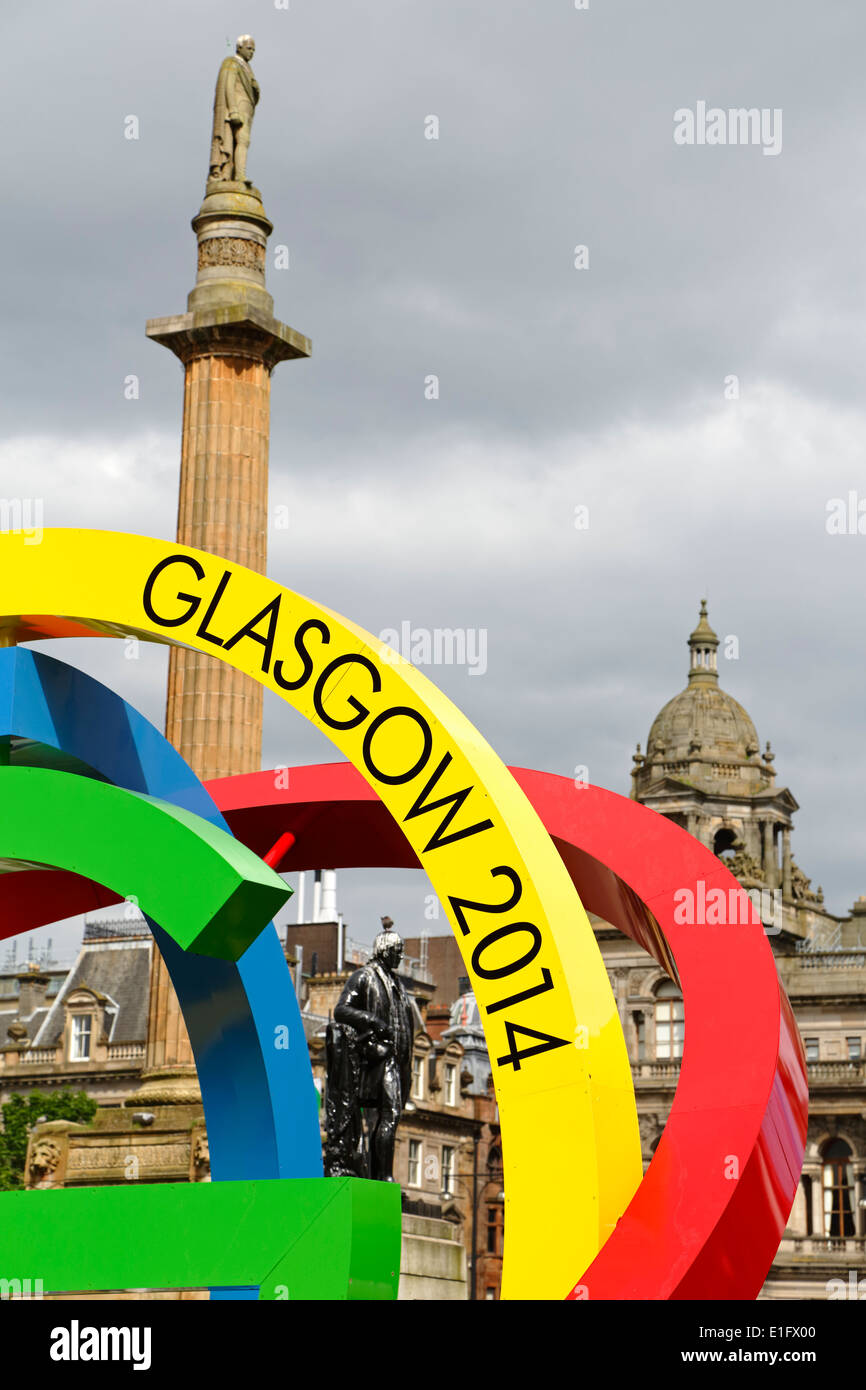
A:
[{"xmin": 0, "ymin": 1089, "xmax": 96, "ymax": 1191}]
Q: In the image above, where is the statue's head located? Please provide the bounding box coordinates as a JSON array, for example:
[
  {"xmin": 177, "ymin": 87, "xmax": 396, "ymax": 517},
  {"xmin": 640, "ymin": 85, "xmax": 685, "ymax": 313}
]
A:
[
  {"xmin": 372, "ymin": 917, "xmax": 403, "ymax": 972},
  {"xmin": 236, "ymin": 35, "xmax": 255, "ymax": 61}
]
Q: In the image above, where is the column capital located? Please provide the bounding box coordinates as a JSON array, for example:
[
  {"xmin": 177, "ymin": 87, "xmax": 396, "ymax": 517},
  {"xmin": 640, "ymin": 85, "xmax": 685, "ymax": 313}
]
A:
[{"xmin": 146, "ymin": 305, "xmax": 311, "ymax": 371}]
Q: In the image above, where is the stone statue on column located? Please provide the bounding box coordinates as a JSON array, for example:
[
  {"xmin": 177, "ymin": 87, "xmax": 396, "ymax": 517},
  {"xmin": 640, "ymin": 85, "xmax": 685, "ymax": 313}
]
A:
[
  {"xmin": 324, "ymin": 919, "xmax": 415, "ymax": 1183},
  {"xmin": 209, "ymin": 35, "xmax": 260, "ymax": 186}
]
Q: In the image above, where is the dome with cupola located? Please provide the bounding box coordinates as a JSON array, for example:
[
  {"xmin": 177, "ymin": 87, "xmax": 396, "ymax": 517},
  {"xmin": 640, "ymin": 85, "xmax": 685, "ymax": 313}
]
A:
[{"xmin": 632, "ymin": 602, "xmax": 775, "ymax": 798}]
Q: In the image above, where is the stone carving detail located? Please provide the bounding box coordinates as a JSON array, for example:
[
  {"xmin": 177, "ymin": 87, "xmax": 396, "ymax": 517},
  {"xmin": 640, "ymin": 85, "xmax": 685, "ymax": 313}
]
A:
[
  {"xmin": 192, "ymin": 1133, "xmax": 211, "ymax": 1182},
  {"xmin": 29, "ymin": 1137, "xmax": 62, "ymax": 1189},
  {"xmin": 638, "ymin": 1113, "xmax": 661, "ymax": 1154},
  {"xmin": 198, "ymin": 236, "xmax": 265, "ymax": 273},
  {"xmin": 791, "ymin": 860, "xmax": 821, "ymax": 903},
  {"xmin": 67, "ymin": 1143, "xmax": 190, "ymax": 1170},
  {"xmin": 727, "ymin": 846, "xmax": 763, "ymax": 887}
]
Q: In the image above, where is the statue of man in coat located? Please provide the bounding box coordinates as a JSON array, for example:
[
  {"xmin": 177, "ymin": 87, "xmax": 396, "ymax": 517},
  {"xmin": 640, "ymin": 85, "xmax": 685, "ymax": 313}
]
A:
[
  {"xmin": 208, "ymin": 35, "xmax": 260, "ymax": 186},
  {"xmin": 324, "ymin": 919, "xmax": 415, "ymax": 1183}
]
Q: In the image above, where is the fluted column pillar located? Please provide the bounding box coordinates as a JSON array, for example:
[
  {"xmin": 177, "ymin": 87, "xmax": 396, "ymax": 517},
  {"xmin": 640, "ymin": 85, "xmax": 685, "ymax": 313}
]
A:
[
  {"xmin": 164, "ymin": 349, "xmax": 271, "ymax": 781},
  {"xmin": 762, "ymin": 820, "xmax": 777, "ymax": 889}
]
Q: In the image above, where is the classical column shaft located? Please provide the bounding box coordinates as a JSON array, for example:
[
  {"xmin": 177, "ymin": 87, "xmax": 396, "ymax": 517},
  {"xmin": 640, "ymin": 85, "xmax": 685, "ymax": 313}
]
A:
[
  {"xmin": 811, "ymin": 1169, "xmax": 825, "ymax": 1237},
  {"xmin": 782, "ymin": 826, "xmax": 793, "ymax": 899},
  {"xmin": 165, "ymin": 350, "xmax": 271, "ymax": 782},
  {"xmin": 762, "ymin": 820, "xmax": 777, "ymax": 888}
]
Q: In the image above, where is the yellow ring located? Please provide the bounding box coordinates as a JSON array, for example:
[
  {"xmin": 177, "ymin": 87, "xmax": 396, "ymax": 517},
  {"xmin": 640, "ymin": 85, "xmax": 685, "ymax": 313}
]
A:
[{"xmin": 0, "ymin": 529, "xmax": 641, "ymax": 1299}]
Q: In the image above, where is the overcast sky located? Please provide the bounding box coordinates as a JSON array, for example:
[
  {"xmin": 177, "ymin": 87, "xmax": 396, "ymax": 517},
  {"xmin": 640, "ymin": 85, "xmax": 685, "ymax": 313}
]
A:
[{"xmin": 3, "ymin": 0, "xmax": 866, "ymax": 966}]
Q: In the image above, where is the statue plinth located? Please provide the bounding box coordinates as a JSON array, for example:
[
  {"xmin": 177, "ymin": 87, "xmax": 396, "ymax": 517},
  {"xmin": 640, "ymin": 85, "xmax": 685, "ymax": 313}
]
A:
[
  {"xmin": 145, "ymin": 184, "xmax": 309, "ymax": 365},
  {"xmin": 126, "ymin": 1067, "xmax": 203, "ymax": 1108}
]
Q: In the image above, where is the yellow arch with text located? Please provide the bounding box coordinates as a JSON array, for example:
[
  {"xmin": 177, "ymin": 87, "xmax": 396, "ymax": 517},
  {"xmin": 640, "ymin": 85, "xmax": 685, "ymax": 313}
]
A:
[{"xmin": 0, "ymin": 529, "xmax": 641, "ymax": 1300}]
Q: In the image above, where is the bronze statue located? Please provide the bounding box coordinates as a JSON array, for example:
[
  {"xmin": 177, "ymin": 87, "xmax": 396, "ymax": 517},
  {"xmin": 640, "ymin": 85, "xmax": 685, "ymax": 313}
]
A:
[
  {"xmin": 209, "ymin": 35, "xmax": 260, "ymax": 186},
  {"xmin": 324, "ymin": 919, "xmax": 415, "ymax": 1183}
]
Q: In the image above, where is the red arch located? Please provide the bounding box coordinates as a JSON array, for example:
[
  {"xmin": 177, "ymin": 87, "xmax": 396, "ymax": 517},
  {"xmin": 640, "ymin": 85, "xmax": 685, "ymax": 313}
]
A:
[{"xmin": 208, "ymin": 761, "xmax": 807, "ymax": 1301}]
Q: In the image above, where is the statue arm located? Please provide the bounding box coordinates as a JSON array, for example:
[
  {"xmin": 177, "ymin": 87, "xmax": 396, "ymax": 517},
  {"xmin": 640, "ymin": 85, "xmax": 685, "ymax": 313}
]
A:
[{"xmin": 334, "ymin": 972, "xmax": 385, "ymax": 1037}]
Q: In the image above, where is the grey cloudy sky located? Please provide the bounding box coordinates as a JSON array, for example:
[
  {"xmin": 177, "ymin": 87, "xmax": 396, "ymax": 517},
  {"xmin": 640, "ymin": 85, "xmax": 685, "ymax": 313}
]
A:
[{"xmin": 3, "ymin": 0, "xmax": 865, "ymax": 964}]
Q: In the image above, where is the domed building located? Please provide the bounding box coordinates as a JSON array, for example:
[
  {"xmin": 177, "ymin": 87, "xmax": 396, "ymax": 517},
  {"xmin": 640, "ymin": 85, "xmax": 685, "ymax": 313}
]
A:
[
  {"xmin": 442, "ymin": 990, "xmax": 492, "ymax": 1096},
  {"xmin": 631, "ymin": 601, "xmax": 828, "ymax": 928},
  {"xmin": 618, "ymin": 601, "xmax": 866, "ymax": 1299}
]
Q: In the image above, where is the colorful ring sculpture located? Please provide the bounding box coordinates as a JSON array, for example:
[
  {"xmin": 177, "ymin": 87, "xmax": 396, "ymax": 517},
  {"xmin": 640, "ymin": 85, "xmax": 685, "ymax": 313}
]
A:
[
  {"xmin": 0, "ymin": 529, "xmax": 808, "ymax": 1299},
  {"xmin": 209, "ymin": 761, "xmax": 808, "ymax": 1299},
  {"xmin": 0, "ymin": 648, "xmax": 323, "ymax": 1194},
  {"xmin": 0, "ymin": 1178, "xmax": 399, "ymax": 1301},
  {"xmin": 0, "ymin": 529, "xmax": 642, "ymax": 1300},
  {"xmin": 0, "ymin": 764, "xmax": 292, "ymax": 960}
]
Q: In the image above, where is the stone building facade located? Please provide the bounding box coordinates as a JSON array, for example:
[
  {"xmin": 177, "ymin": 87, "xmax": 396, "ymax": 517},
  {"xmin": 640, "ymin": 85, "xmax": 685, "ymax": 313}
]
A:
[
  {"xmin": 0, "ymin": 921, "xmax": 150, "ymax": 1110},
  {"xmin": 618, "ymin": 602, "xmax": 866, "ymax": 1299}
]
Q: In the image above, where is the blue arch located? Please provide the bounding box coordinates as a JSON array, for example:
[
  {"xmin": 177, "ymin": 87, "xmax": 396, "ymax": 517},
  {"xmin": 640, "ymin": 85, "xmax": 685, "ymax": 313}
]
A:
[{"xmin": 0, "ymin": 648, "xmax": 323, "ymax": 1280}]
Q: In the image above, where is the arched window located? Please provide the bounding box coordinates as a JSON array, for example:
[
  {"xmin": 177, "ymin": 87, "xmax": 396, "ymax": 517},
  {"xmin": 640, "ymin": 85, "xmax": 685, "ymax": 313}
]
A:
[
  {"xmin": 713, "ymin": 827, "xmax": 738, "ymax": 859},
  {"xmin": 654, "ymin": 980, "xmax": 684, "ymax": 1061},
  {"xmin": 822, "ymin": 1139, "xmax": 855, "ymax": 1238}
]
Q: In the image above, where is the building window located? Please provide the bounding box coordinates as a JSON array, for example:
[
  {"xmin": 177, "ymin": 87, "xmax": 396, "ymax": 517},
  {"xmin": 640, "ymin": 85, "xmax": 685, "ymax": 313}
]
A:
[
  {"xmin": 407, "ymin": 1140, "xmax": 421, "ymax": 1188},
  {"xmin": 69, "ymin": 1013, "xmax": 92, "ymax": 1061},
  {"xmin": 485, "ymin": 1286, "xmax": 497, "ymax": 1300},
  {"xmin": 805, "ymin": 1037, "xmax": 819, "ymax": 1063},
  {"xmin": 847, "ymin": 1037, "xmax": 862, "ymax": 1061},
  {"xmin": 486, "ymin": 1202, "xmax": 504, "ymax": 1255},
  {"xmin": 444, "ymin": 1062, "xmax": 457, "ymax": 1106},
  {"xmin": 441, "ymin": 1145, "xmax": 455, "ymax": 1196},
  {"xmin": 654, "ymin": 982, "xmax": 684, "ymax": 1061},
  {"xmin": 411, "ymin": 1053, "xmax": 424, "ymax": 1100},
  {"xmin": 822, "ymin": 1138, "xmax": 855, "ymax": 1238}
]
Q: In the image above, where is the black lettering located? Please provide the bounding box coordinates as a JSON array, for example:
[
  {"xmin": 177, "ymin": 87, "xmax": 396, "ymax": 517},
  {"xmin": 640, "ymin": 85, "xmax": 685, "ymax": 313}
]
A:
[
  {"xmin": 496, "ymin": 1020, "xmax": 569, "ymax": 1072},
  {"xmin": 196, "ymin": 569, "xmax": 232, "ymax": 646},
  {"xmin": 403, "ymin": 751, "xmax": 494, "ymax": 852},
  {"xmin": 142, "ymin": 555, "xmax": 205, "ymax": 628},
  {"xmin": 362, "ymin": 706, "xmax": 432, "ymax": 785},
  {"xmin": 471, "ymin": 922, "xmax": 542, "ymax": 980},
  {"xmin": 274, "ymin": 619, "xmax": 330, "ymax": 691},
  {"xmin": 223, "ymin": 595, "xmax": 282, "ymax": 673},
  {"xmin": 314, "ymin": 654, "xmax": 381, "ymax": 730},
  {"xmin": 486, "ymin": 968, "xmax": 554, "ymax": 1015},
  {"xmin": 447, "ymin": 867, "xmax": 522, "ymax": 937}
]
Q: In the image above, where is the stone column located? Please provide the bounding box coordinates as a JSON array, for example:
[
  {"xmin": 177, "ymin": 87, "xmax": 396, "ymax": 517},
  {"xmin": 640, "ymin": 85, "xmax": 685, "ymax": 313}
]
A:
[
  {"xmin": 762, "ymin": 820, "xmax": 777, "ymax": 889},
  {"xmin": 781, "ymin": 826, "xmax": 793, "ymax": 899},
  {"xmin": 811, "ymin": 1169, "xmax": 826, "ymax": 1238},
  {"xmin": 788, "ymin": 1178, "xmax": 807, "ymax": 1236},
  {"xmin": 132, "ymin": 181, "xmax": 311, "ymax": 1103}
]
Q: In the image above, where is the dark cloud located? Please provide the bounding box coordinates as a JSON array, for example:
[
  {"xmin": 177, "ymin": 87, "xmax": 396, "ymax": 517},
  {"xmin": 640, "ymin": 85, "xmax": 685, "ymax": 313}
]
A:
[{"xmin": 3, "ymin": 0, "xmax": 865, "ymax": 958}]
